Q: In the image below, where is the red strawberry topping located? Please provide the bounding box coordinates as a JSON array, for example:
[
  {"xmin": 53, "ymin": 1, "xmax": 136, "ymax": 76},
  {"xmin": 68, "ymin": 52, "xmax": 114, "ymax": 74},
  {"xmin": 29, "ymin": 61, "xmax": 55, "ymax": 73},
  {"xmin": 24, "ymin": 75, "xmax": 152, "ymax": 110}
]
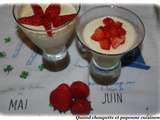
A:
[
  {"xmin": 117, "ymin": 27, "xmax": 126, "ymax": 36},
  {"xmin": 50, "ymin": 83, "xmax": 72, "ymax": 112},
  {"xmin": 91, "ymin": 28, "xmax": 104, "ymax": 41},
  {"xmin": 103, "ymin": 17, "xmax": 114, "ymax": 26},
  {"xmin": 52, "ymin": 14, "xmax": 77, "ymax": 27},
  {"xmin": 115, "ymin": 21, "xmax": 122, "ymax": 28},
  {"xmin": 71, "ymin": 99, "xmax": 91, "ymax": 115},
  {"xmin": 110, "ymin": 36, "xmax": 125, "ymax": 49},
  {"xmin": 99, "ymin": 39, "xmax": 110, "ymax": 50},
  {"xmin": 17, "ymin": 16, "xmax": 42, "ymax": 26},
  {"xmin": 71, "ymin": 81, "xmax": 89, "ymax": 99},
  {"xmin": 17, "ymin": 4, "xmax": 77, "ymax": 37},
  {"xmin": 31, "ymin": 4, "xmax": 44, "ymax": 16},
  {"xmin": 45, "ymin": 4, "xmax": 61, "ymax": 17},
  {"xmin": 90, "ymin": 17, "xmax": 127, "ymax": 50}
]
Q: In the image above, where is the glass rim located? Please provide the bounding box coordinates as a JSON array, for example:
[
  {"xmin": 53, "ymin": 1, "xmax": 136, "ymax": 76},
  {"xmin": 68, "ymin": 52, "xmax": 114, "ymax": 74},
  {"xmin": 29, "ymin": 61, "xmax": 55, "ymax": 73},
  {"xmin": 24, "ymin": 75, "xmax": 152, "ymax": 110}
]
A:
[
  {"xmin": 76, "ymin": 5, "xmax": 145, "ymax": 57},
  {"xmin": 12, "ymin": 4, "xmax": 81, "ymax": 33}
]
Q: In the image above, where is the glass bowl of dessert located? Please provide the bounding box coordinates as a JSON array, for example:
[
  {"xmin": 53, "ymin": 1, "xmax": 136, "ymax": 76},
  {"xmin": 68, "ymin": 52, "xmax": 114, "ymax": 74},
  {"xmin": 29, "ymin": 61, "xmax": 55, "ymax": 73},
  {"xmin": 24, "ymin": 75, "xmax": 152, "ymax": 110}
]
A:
[
  {"xmin": 13, "ymin": 4, "xmax": 80, "ymax": 71},
  {"xmin": 76, "ymin": 5, "xmax": 145, "ymax": 85}
]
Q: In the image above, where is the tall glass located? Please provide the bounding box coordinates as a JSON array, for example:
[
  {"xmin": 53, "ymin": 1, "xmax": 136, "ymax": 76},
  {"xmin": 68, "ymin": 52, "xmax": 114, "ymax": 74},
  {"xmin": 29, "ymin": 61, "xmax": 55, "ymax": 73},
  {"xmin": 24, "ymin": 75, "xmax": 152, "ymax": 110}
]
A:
[
  {"xmin": 76, "ymin": 6, "xmax": 145, "ymax": 85},
  {"xmin": 13, "ymin": 4, "xmax": 80, "ymax": 71}
]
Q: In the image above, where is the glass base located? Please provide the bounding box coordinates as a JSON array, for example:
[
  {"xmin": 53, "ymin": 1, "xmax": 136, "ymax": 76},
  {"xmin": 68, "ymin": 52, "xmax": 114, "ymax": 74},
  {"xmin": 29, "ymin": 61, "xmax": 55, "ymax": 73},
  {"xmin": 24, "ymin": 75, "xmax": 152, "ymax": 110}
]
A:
[
  {"xmin": 89, "ymin": 59, "xmax": 121, "ymax": 85},
  {"xmin": 42, "ymin": 48, "xmax": 70, "ymax": 72}
]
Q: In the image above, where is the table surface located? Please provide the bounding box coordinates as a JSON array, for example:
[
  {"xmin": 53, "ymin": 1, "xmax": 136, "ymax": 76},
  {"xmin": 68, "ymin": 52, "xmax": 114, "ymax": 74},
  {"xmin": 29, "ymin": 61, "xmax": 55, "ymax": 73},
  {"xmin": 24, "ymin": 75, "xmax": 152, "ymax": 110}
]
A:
[{"xmin": 0, "ymin": 4, "xmax": 159, "ymax": 115}]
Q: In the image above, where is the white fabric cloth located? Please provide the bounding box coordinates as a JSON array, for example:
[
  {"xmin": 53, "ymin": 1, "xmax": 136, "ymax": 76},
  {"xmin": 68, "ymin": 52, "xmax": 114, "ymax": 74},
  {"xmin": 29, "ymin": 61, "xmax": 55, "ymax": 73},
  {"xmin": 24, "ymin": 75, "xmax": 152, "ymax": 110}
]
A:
[{"xmin": 0, "ymin": 5, "xmax": 159, "ymax": 114}]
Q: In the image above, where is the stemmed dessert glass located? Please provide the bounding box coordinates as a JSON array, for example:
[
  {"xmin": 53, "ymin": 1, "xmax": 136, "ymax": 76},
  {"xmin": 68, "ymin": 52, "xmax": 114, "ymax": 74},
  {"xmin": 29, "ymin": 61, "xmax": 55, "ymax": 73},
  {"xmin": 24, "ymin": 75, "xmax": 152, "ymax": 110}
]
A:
[
  {"xmin": 76, "ymin": 6, "xmax": 145, "ymax": 85},
  {"xmin": 13, "ymin": 4, "xmax": 80, "ymax": 71}
]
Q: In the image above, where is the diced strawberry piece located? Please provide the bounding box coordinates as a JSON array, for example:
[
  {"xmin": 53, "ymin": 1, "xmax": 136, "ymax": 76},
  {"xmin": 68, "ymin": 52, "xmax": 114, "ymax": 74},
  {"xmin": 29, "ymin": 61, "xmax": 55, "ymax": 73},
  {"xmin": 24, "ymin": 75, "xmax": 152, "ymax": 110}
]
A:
[
  {"xmin": 118, "ymin": 27, "xmax": 126, "ymax": 36},
  {"xmin": 71, "ymin": 99, "xmax": 91, "ymax": 115},
  {"xmin": 99, "ymin": 39, "xmax": 111, "ymax": 50},
  {"xmin": 101, "ymin": 26, "xmax": 111, "ymax": 38},
  {"xmin": 70, "ymin": 81, "xmax": 89, "ymax": 99},
  {"xmin": 110, "ymin": 37, "xmax": 125, "ymax": 49},
  {"xmin": 103, "ymin": 31, "xmax": 111, "ymax": 39},
  {"xmin": 120, "ymin": 35, "xmax": 126, "ymax": 44},
  {"xmin": 114, "ymin": 21, "xmax": 122, "ymax": 28},
  {"xmin": 110, "ymin": 38, "xmax": 119, "ymax": 49},
  {"xmin": 31, "ymin": 4, "xmax": 44, "ymax": 16},
  {"xmin": 101, "ymin": 26, "xmax": 111, "ymax": 32},
  {"xmin": 110, "ymin": 27, "xmax": 119, "ymax": 37},
  {"xmin": 103, "ymin": 17, "xmax": 114, "ymax": 26},
  {"xmin": 17, "ymin": 15, "xmax": 42, "ymax": 26},
  {"xmin": 45, "ymin": 4, "xmax": 60, "ymax": 18},
  {"xmin": 50, "ymin": 83, "xmax": 72, "ymax": 112},
  {"xmin": 98, "ymin": 26, "xmax": 105, "ymax": 30},
  {"xmin": 91, "ymin": 28, "xmax": 104, "ymax": 41}
]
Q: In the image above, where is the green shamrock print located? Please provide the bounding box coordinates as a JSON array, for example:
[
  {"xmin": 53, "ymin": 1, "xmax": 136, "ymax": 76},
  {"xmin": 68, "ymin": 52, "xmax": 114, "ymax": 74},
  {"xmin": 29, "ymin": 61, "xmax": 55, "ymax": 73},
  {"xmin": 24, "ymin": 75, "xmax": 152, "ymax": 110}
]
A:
[
  {"xmin": 38, "ymin": 64, "xmax": 44, "ymax": 71},
  {"xmin": 49, "ymin": 103, "xmax": 52, "ymax": 107},
  {"xmin": 0, "ymin": 51, "xmax": 6, "ymax": 58},
  {"xmin": 4, "ymin": 37, "xmax": 11, "ymax": 43},
  {"xmin": 20, "ymin": 71, "xmax": 29, "ymax": 79},
  {"xmin": 16, "ymin": 26, "xmax": 20, "ymax": 29},
  {"xmin": 3, "ymin": 65, "xmax": 14, "ymax": 74}
]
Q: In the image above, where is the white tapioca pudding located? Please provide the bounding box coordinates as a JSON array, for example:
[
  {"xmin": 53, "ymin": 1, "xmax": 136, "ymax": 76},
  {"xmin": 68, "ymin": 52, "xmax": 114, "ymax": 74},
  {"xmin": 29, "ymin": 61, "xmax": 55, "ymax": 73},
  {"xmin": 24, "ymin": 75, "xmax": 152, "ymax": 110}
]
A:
[
  {"xmin": 13, "ymin": 4, "xmax": 80, "ymax": 71},
  {"xmin": 76, "ymin": 6, "xmax": 145, "ymax": 85}
]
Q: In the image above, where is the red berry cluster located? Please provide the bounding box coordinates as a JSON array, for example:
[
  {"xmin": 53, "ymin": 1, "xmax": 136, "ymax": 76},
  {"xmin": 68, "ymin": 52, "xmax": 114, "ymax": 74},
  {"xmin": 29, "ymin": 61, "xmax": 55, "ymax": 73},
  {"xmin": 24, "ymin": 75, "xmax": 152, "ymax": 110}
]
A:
[
  {"xmin": 91, "ymin": 17, "xmax": 127, "ymax": 50},
  {"xmin": 17, "ymin": 4, "xmax": 77, "ymax": 37},
  {"xmin": 49, "ymin": 81, "xmax": 91, "ymax": 115}
]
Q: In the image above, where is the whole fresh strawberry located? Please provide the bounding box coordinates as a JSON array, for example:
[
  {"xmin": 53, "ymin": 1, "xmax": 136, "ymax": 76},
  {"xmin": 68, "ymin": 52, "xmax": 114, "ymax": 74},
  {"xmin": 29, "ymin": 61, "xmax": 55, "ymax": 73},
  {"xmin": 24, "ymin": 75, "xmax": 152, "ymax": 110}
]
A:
[
  {"xmin": 70, "ymin": 81, "xmax": 89, "ymax": 99},
  {"xmin": 50, "ymin": 83, "xmax": 72, "ymax": 112},
  {"xmin": 71, "ymin": 99, "xmax": 91, "ymax": 115}
]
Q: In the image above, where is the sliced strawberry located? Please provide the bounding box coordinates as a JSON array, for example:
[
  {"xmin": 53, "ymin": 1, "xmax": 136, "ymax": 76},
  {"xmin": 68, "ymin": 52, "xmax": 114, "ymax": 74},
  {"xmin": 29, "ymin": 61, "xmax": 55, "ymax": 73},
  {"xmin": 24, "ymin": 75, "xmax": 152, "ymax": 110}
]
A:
[
  {"xmin": 52, "ymin": 16, "xmax": 63, "ymax": 27},
  {"xmin": 91, "ymin": 28, "xmax": 104, "ymax": 41},
  {"xmin": 45, "ymin": 4, "xmax": 60, "ymax": 18},
  {"xmin": 52, "ymin": 14, "xmax": 77, "ymax": 27},
  {"xmin": 110, "ymin": 38, "xmax": 119, "ymax": 49},
  {"xmin": 17, "ymin": 16, "xmax": 42, "ymax": 26},
  {"xmin": 71, "ymin": 99, "xmax": 91, "ymax": 115},
  {"xmin": 99, "ymin": 39, "xmax": 111, "ymax": 50},
  {"xmin": 103, "ymin": 17, "xmax": 114, "ymax": 26},
  {"xmin": 70, "ymin": 81, "xmax": 89, "ymax": 99},
  {"xmin": 120, "ymin": 35, "xmax": 126, "ymax": 44},
  {"xmin": 31, "ymin": 4, "xmax": 44, "ymax": 16},
  {"xmin": 115, "ymin": 21, "xmax": 122, "ymax": 28},
  {"xmin": 60, "ymin": 14, "xmax": 77, "ymax": 24},
  {"xmin": 102, "ymin": 29, "xmax": 110, "ymax": 39},
  {"xmin": 50, "ymin": 83, "xmax": 72, "ymax": 112},
  {"xmin": 41, "ymin": 14, "xmax": 52, "ymax": 37},
  {"xmin": 118, "ymin": 27, "xmax": 126, "ymax": 36},
  {"xmin": 110, "ymin": 27, "xmax": 119, "ymax": 37},
  {"xmin": 110, "ymin": 37, "xmax": 125, "ymax": 49},
  {"xmin": 101, "ymin": 25, "xmax": 111, "ymax": 32}
]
